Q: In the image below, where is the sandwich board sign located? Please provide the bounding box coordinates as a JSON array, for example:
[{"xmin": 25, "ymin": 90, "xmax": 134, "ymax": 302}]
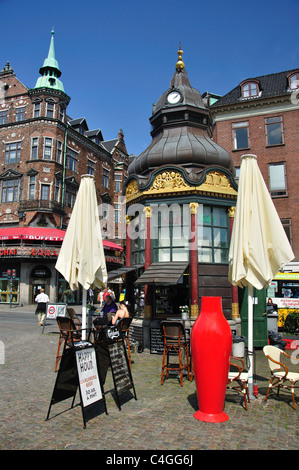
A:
[
  {"xmin": 46, "ymin": 341, "xmax": 107, "ymax": 428},
  {"xmin": 75, "ymin": 345, "xmax": 103, "ymax": 408},
  {"xmin": 47, "ymin": 303, "xmax": 67, "ymax": 319},
  {"xmin": 42, "ymin": 303, "xmax": 68, "ymax": 333},
  {"xmin": 99, "ymin": 324, "xmax": 137, "ymax": 410}
]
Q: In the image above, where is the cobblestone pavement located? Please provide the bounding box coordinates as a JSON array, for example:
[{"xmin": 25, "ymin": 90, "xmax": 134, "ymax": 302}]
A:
[{"xmin": 0, "ymin": 305, "xmax": 298, "ymax": 452}]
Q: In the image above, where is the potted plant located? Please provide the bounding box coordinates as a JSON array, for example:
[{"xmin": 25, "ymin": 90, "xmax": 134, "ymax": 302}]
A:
[{"xmin": 179, "ymin": 305, "xmax": 189, "ymax": 320}]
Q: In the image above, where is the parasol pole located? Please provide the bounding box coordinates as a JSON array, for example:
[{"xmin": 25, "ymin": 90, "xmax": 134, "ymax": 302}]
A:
[
  {"xmin": 248, "ymin": 284, "xmax": 254, "ymax": 398},
  {"xmin": 82, "ymin": 287, "xmax": 87, "ymax": 341}
]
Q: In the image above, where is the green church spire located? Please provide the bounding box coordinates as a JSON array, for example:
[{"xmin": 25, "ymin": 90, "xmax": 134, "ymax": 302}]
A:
[{"xmin": 34, "ymin": 29, "xmax": 65, "ymax": 92}]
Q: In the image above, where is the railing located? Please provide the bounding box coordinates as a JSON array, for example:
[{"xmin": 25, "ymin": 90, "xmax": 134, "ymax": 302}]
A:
[{"xmin": 19, "ymin": 199, "xmax": 64, "ymax": 213}]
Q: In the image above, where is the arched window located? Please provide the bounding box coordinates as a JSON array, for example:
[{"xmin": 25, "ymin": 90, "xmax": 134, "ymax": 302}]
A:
[
  {"xmin": 241, "ymin": 80, "xmax": 259, "ymax": 98},
  {"xmin": 289, "ymin": 72, "xmax": 299, "ymax": 90}
]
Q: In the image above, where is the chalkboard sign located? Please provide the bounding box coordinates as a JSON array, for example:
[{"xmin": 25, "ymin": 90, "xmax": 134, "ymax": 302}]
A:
[
  {"xmin": 150, "ymin": 327, "xmax": 164, "ymax": 354},
  {"xmin": 150, "ymin": 327, "xmax": 191, "ymax": 355},
  {"xmin": 46, "ymin": 341, "xmax": 107, "ymax": 428},
  {"xmin": 129, "ymin": 323, "xmax": 143, "ymax": 351},
  {"xmin": 108, "ymin": 341, "xmax": 137, "ymax": 410}
]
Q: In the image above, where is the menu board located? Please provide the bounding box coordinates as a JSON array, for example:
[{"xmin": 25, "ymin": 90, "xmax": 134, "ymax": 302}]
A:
[
  {"xmin": 46, "ymin": 342, "xmax": 107, "ymax": 428},
  {"xmin": 108, "ymin": 341, "xmax": 137, "ymax": 409},
  {"xmin": 150, "ymin": 327, "xmax": 164, "ymax": 354},
  {"xmin": 129, "ymin": 324, "xmax": 143, "ymax": 351},
  {"xmin": 75, "ymin": 346, "xmax": 103, "ymax": 408},
  {"xmin": 150, "ymin": 327, "xmax": 191, "ymax": 355}
]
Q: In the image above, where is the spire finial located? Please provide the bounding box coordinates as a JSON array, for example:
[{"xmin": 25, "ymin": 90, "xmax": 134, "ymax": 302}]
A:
[{"xmin": 176, "ymin": 42, "xmax": 185, "ymax": 71}]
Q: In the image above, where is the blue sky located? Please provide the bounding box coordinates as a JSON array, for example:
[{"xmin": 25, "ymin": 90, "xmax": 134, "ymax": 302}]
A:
[{"xmin": 1, "ymin": 0, "xmax": 299, "ymax": 157}]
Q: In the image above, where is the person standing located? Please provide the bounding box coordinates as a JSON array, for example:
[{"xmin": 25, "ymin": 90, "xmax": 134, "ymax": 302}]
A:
[{"xmin": 35, "ymin": 288, "xmax": 49, "ymax": 326}]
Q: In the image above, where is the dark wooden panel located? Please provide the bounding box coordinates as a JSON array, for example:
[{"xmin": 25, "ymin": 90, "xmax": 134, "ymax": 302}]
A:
[
  {"xmin": 199, "ymin": 287, "xmax": 231, "ymax": 297},
  {"xmin": 198, "ymin": 264, "xmax": 229, "ymax": 276},
  {"xmin": 198, "ymin": 277, "xmax": 231, "ymax": 287}
]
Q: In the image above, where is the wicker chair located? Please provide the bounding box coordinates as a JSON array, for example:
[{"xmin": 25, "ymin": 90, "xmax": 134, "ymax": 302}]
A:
[
  {"xmin": 55, "ymin": 316, "xmax": 82, "ymax": 372},
  {"xmin": 263, "ymin": 345, "xmax": 299, "ymax": 409},
  {"xmin": 119, "ymin": 317, "xmax": 133, "ymax": 370},
  {"xmin": 227, "ymin": 356, "xmax": 250, "ymax": 410}
]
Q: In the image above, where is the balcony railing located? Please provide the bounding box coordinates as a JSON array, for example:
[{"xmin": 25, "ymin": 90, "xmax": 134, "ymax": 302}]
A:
[{"xmin": 19, "ymin": 199, "xmax": 65, "ymax": 213}]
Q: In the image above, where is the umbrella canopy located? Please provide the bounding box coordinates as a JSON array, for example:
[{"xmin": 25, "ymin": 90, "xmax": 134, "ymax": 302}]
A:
[
  {"xmin": 228, "ymin": 154, "xmax": 294, "ymax": 395},
  {"xmin": 55, "ymin": 175, "xmax": 107, "ymax": 337},
  {"xmin": 229, "ymin": 154, "xmax": 294, "ymax": 290}
]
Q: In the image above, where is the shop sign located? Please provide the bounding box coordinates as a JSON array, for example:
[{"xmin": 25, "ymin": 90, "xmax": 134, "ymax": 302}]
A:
[
  {"xmin": 274, "ymin": 272, "xmax": 299, "ymax": 280},
  {"xmin": 29, "ymin": 248, "xmax": 58, "ymax": 257},
  {"xmin": 275, "ymin": 297, "xmax": 299, "ymax": 308},
  {"xmin": 105, "ymin": 256, "xmax": 122, "ymax": 264},
  {"xmin": 0, "ymin": 249, "xmax": 16, "ymax": 256}
]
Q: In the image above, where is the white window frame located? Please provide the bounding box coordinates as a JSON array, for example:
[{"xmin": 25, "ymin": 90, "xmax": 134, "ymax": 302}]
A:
[
  {"xmin": 31, "ymin": 137, "xmax": 39, "ymax": 160},
  {"xmin": 268, "ymin": 163, "xmax": 287, "ymax": 197},
  {"xmin": 28, "ymin": 175, "xmax": 36, "ymax": 200},
  {"xmin": 232, "ymin": 121, "xmax": 249, "ymax": 150},
  {"xmin": 43, "ymin": 137, "xmax": 53, "ymax": 160},
  {"xmin": 46, "ymin": 102, "xmax": 54, "ymax": 119}
]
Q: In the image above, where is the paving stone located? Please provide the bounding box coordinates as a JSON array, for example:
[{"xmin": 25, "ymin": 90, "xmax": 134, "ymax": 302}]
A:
[{"xmin": 0, "ymin": 305, "xmax": 298, "ymax": 451}]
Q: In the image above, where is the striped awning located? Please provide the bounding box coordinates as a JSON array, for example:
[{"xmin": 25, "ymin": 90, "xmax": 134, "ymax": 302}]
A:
[{"xmin": 135, "ymin": 262, "xmax": 189, "ymax": 285}]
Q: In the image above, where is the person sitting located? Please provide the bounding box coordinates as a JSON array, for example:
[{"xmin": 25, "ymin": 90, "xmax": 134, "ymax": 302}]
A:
[
  {"xmin": 267, "ymin": 298, "xmax": 278, "ymax": 314},
  {"xmin": 112, "ymin": 300, "xmax": 130, "ymax": 325},
  {"xmin": 93, "ymin": 294, "xmax": 118, "ymax": 327}
]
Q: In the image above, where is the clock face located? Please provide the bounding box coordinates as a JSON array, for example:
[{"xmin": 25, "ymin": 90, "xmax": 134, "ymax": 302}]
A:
[{"xmin": 167, "ymin": 91, "xmax": 181, "ymax": 104}]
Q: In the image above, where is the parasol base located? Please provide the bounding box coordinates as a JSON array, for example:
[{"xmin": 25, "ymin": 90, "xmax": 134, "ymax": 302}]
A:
[{"xmin": 193, "ymin": 410, "xmax": 229, "ymax": 423}]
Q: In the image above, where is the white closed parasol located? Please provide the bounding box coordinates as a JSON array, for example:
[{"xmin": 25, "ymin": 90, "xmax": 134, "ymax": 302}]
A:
[
  {"xmin": 229, "ymin": 154, "xmax": 294, "ymax": 395},
  {"xmin": 56, "ymin": 174, "xmax": 107, "ymax": 339}
]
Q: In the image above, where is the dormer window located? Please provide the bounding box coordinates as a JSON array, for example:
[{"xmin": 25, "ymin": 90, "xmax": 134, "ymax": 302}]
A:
[
  {"xmin": 241, "ymin": 81, "xmax": 259, "ymax": 98},
  {"xmin": 289, "ymin": 72, "xmax": 299, "ymax": 90}
]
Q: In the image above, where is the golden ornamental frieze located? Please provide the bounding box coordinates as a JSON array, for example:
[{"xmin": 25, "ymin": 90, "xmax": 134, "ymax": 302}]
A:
[
  {"xmin": 151, "ymin": 171, "xmax": 189, "ymax": 191},
  {"xmin": 125, "ymin": 170, "xmax": 237, "ymax": 202},
  {"xmin": 196, "ymin": 171, "xmax": 237, "ymax": 197},
  {"xmin": 126, "ymin": 180, "xmax": 141, "ymax": 201}
]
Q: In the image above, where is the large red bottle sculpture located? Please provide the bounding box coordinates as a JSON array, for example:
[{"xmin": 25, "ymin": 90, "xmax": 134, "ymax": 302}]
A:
[{"xmin": 191, "ymin": 297, "xmax": 232, "ymax": 422}]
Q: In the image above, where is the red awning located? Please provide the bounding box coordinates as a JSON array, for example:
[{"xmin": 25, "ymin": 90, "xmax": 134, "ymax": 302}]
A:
[
  {"xmin": 102, "ymin": 239, "xmax": 124, "ymax": 251},
  {"xmin": 0, "ymin": 227, "xmax": 123, "ymax": 250},
  {"xmin": 0, "ymin": 227, "xmax": 66, "ymax": 241}
]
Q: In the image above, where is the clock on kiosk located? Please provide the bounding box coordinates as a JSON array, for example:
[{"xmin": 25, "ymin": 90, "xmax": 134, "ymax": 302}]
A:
[{"xmin": 167, "ymin": 91, "xmax": 181, "ymax": 104}]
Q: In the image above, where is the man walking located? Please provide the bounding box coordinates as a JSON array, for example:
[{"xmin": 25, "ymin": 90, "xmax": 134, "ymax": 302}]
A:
[{"xmin": 35, "ymin": 288, "xmax": 49, "ymax": 326}]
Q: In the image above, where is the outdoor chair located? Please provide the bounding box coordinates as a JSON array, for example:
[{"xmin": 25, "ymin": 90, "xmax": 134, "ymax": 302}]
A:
[
  {"xmin": 227, "ymin": 356, "xmax": 250, "ymax": 410},
  {"xmin": 55, "ymin": 316, "xmax": 82, "ymax": 372},
  {"xmin": 119, "ymin": 317, "xmax": 133, "ymax": 370},
  {"xmin": 160, "ymin": 321, "xmax": 191, "ymax": 386},
  {"xmin": 66, "ymin": 307, "xmax": 82, "ymax": 329},
  {"xmin": 263, "ymin": 345, "xmax": 299, "ymax": 410}
]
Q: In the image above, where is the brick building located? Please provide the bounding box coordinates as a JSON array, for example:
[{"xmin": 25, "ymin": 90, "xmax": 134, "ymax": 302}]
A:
[
  {"xmin": 0, "ymin": 31, "xmax": 129, "ymax": 305},
  {"xmin": 207, "ymin": 70, "xmax": 299, "ymax": 315},
  {"xmin": 208, "ymin": 69, "xmax": 299, "ymax": 260}
]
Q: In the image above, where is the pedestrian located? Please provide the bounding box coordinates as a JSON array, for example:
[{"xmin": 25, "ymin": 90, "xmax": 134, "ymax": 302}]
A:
[
  {"xmin": 35, "ymin": 288, "xmax": 49, "ymax": 326},
  {"xmin": 88, "ymin": 287, "xmax": 94, "ymax": 305}
]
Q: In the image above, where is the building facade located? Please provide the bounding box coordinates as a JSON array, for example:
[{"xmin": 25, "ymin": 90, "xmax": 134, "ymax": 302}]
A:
[
  {"xmin": 0, "ymin": 31, "xmax": 128, "ymax": 305},
  {"xmin": 209, "ymin": 69, "xmax": 299, "ymax": 259},
  {"xmin": 208, "ymin": 69, "xmax": 299, "ymax": 327}
]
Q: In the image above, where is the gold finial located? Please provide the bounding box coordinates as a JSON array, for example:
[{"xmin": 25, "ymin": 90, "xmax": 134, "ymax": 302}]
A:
[{"xmin": 176, "ymin": 42, "xmax": 185, "ymax": 70}]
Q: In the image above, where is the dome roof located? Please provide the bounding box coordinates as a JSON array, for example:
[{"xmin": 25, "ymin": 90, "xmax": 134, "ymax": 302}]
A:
[{"xmin": 128, "ymin": 46, "xmax": 235, "ymax": 180}]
